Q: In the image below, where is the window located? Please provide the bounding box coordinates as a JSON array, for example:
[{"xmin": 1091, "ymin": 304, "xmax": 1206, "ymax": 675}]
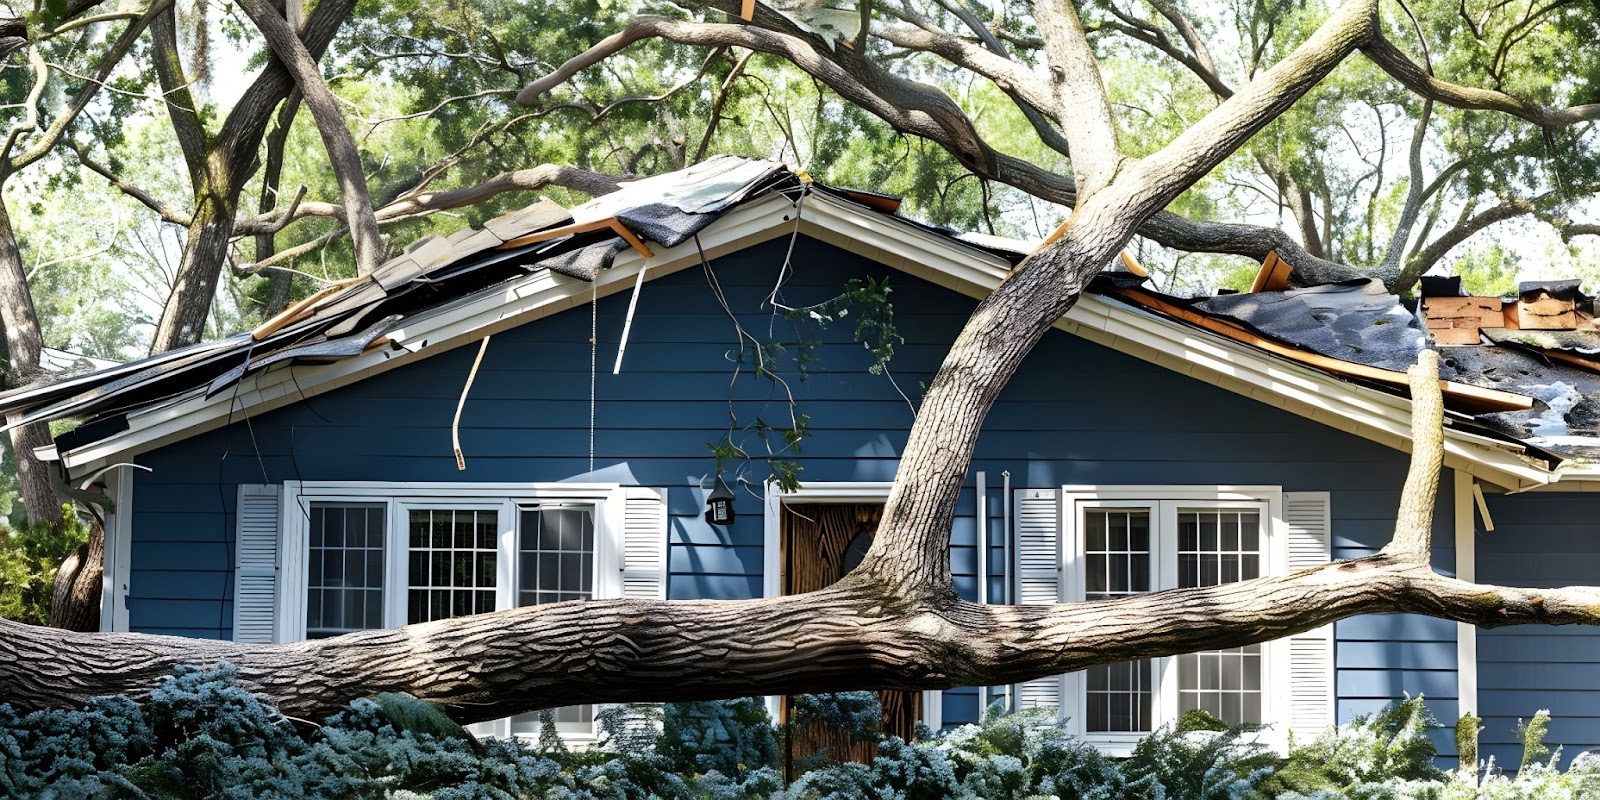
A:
[
  {"xmin": 1176, "ymin": 508, "xmax": 1263, "ymax": 725},
  {"xmin": 510, "ymin": 505, "xmax": 597, "ymax": 737},
  {"xmin": 281, "ymin": 483, "xmax": 644, "ymax": 744},
  {"xmin": 1063, "ymin": 489, "xmax": 1279, "ymax": 748},
  {"xmin": 1082, "ymin": 508, "xmax": 1152, "ymax": 734},
  {"xmin": 305, "ymin": 503, "xmax": 385, "ymax": 639},
  {"xmin": 407, "ymin": 508, "xmax": 499, "ymax": 623}
]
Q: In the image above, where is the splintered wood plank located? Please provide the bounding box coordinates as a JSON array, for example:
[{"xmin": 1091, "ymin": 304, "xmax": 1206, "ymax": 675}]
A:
[
  {"xmin": 1249, "ymin": 251, "xmax": 1294, "ymax": 293},
  {"xmin": 1516, "ymin": 292, "xmax": 1578, "ymax": 330}
]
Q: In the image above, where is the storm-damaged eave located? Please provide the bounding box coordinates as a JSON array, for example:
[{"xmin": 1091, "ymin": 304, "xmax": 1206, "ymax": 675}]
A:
[{"xmin": 6, "ymin": 157, "xmax": 1588, "ymax": 493}]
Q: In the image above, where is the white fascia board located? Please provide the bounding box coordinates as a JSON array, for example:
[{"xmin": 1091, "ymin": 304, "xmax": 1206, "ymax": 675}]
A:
[
  {"xmin": 60, "ymin": 193, "xmax": 800, "ymax": 470},
  {"xmin": 1061, "ymin": 294, "xmax": 1551, "ymax": 490},
  {"xmin": 60, "ymin": 189, "xmax": 1557, "ymax": 489}
]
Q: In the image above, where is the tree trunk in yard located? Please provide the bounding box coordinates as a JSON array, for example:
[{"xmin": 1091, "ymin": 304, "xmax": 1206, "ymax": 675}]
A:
[
  {"xmin": 0, "ymin": 198, "xmax": 59, "ymax": 526},
  {"xmin": 48, "ymin": 519, "xmax": 102, "ymax": 632},
  {"xmin": 151, "ymin": 190, "xmax": 235, "ymax": 353}
]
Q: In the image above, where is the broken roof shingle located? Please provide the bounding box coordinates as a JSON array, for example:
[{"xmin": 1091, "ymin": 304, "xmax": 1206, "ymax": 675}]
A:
[
  {"xmin": 0, "ymin": 158, "xmax": 793, "ymax": 449},
  {"xmin": 1193, "ymin": 279, "xmax": 1426, "ymax": 373}
]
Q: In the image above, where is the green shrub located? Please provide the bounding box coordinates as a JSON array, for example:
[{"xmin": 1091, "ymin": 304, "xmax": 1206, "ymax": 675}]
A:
[
  {"xmin": 8, "ymin": 670, "xmax": 1600, "ymax": 799},
  {"xmin": 0, "ymin": 506, "xmax": 87, "ymax": 624}
]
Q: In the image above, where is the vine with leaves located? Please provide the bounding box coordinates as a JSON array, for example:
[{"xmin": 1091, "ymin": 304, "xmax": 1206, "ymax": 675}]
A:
[{"xmin": 700, "ymin": 191, "xmax": 909, "ymax": 497}]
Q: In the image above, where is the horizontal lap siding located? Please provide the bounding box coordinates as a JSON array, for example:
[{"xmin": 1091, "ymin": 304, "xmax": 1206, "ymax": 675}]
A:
[
  {"xmin": 130, "ymin": 236, "xmax": 1451, "ymax": 741},
  {"xmin": 1478, "ymin": 493, "xmax": 1600, "ymax": 768}
]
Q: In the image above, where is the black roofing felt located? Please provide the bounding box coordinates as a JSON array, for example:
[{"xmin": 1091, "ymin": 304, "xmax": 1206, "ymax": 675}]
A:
[
  {"xmin": 13, "ymin": 156, "xmax": 1600, "ymax": 467},
  {"xmin": 1520, "ymin": 279, "xmax": 1584, "ymax": 301},
  {"xmin": 1193, "ymin": 279, "xmax": 1427, "ymax": 372}
]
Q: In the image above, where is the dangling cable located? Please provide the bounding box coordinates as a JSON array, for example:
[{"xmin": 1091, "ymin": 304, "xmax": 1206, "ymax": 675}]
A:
[
  {"xmin": 589, "ymin": 279, "xmax": 598, "ymax": 473},
  {"xmin": 452, "ymin": 335, "xmax": 492, "ymax": 471}
]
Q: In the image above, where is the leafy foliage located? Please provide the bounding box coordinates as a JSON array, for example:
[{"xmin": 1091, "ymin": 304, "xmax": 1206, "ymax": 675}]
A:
[
  {"xmin": 7, "ymin": 669, "xmax": 1600, "ymax": 799},
  {"xmin": 0, "ymin": 507, "xmax": 88, "ymax": 625}
]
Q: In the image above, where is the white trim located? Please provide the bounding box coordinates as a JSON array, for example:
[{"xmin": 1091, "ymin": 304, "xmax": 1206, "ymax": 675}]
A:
[
  {"xmin": 99, "ymin": 466, "xmax": 135, "ymax": 632},
  {"xmin": 49, "ymin": 191, "xmax": 1557, "ymax": 493},
  {"xmin": 279, "ymin": 480, "xmax": 622, "ymax": 744},
  {"xmin": 1058, "ymin": 485, "xmax": 1287, "ymax": 756},
  {"xmin": 1454, "ymin": 470, "xmax": 1479, "ymax": 718}
]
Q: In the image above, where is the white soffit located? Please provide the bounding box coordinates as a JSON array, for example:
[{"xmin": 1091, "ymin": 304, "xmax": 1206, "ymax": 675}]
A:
[{"xmin": 59, "ymin": 190, "xmax": 1556, "ymax": 490}]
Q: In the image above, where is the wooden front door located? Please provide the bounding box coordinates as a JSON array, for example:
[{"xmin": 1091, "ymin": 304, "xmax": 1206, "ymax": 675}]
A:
[{"xmin": 780, "ymin": 502, "xmax": 920, "ymax": 771}]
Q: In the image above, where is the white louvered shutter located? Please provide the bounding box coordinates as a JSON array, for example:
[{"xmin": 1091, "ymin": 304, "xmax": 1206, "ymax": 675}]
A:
[
  {"xmin": 233, "ymin": 484, "xmax": 283, "ymax": 643},
  {"xmin": 620, "ymin": 487, "xmax": 668, "ymax": 599},
  {"xmin": 1014, "ymin": 489, "xmax": 1064, "ymax": 712},
  {"xmin": 591, "ymin": 487, "xmax": 669, "ymax": 742},
  {"xmin": 1284, "ymin": 491, "xmax": 1334, "ymax": 742}
]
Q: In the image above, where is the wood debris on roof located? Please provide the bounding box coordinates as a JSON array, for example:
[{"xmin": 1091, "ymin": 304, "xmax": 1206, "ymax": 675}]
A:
[
  {"xmin": 1248, "ymin": 251, "xmax": 1294, "ymax": 293},
  {"xmin": 0, "ymin": 158, "xmax": 795, "ymax": 454}
]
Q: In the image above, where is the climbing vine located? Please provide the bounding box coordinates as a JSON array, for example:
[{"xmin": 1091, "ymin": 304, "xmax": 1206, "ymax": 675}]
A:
[{"xmin": 702, "ymin": 219, "xmax": 908, "ymax": 497}]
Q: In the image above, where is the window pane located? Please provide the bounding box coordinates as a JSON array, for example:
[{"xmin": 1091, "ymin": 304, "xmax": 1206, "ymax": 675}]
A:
[
  {"xmin": 306, "ymin": 502, "xmax": 386, "ymax": 639},
  {"xmin": 513, "ymin": 505, "xmax": 597, "ymax": 736},
  {"xmin": 407, "ymin": 508, "xmax": 498, "ymax": 624},
  {"xmin": 1082, "ymin": 508, "xmax": 1153, "ymax": 733},
  {"xmin": 1177, "ymin": 508, "xmax": 1264, "ymax": 726}
]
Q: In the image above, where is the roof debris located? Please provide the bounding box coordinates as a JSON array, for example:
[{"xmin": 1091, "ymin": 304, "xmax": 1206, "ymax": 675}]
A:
[{"xmin": 5, "ymin": 156, "xmax": 1600, "ymax": 468}]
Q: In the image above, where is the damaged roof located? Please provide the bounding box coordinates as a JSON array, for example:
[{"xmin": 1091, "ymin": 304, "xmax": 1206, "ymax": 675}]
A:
[{"xmin": 5, "ymin": 156, "xmax": 1598, "ymax": 482}]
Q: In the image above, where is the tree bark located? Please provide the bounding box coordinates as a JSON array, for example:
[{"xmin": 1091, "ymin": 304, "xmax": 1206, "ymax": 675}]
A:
[
  {"xmin": 48, "ymin": 519, "xmax": 102, "ymax": 632},
  {"xmin": 152, "ymin": 189, "xmax": 235, "ymax": 352},
  {"xmin": 0, "ymin": 198, "xmax": 58, "ymax": 526},
  {"xmin": 235, "ymin": 0, "xmax": 383, "ymax": 275},
  {"xmin": 149, "ymin": 0, "xmax": 359, "ymax": 353},
  {"xmin": 257, "ymin": 95, "xmax": 302, "ymax": 318}
]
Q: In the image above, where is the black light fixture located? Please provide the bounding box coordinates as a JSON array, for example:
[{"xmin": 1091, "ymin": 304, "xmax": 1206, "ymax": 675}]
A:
[{"xmin": 705, "ymin": 478, "xmax": 736, "ymax": 525}]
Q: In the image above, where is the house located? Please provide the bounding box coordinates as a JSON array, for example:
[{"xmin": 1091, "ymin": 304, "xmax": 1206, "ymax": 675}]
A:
[{"xmin": 6, "ymin": 156, "xmax": 1600, "ymax": 765}]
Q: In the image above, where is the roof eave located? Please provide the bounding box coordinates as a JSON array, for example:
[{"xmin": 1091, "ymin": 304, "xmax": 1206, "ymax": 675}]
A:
[{"xmin": 53, "ymin": 189, "xmax": 1561, "ymax": 491}]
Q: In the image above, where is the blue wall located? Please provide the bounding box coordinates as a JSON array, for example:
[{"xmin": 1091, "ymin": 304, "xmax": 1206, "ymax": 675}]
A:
[
  {"xmin": 127, "ymin": 235, "xmax": 1458, "ymax": 738},
  {"xmin": 1478, "ymin": 492, "xmax": 1600, "ymax": 768}
]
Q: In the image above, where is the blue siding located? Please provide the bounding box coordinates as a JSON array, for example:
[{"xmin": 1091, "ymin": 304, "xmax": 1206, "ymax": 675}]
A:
[
  {"xmin": 129, "ymin": 235, "xmax": 1455, "ymax": 739},
  {"xmin": 1478, "ymin": 492, "xmax": 1600, "ymax": 767}
]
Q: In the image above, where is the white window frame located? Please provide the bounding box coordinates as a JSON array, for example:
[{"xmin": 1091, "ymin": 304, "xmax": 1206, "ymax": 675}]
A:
[
  {"xmin": 1061, "ymin": 485, "xmax": 1287, "ymax": 755},
  {"xmin": 278, "ymin": 481, "xmax": 625, "ymax": 744}
]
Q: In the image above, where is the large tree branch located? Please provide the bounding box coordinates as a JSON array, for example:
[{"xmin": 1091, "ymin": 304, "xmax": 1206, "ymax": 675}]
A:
[
  {"xmin": 4, "ymin": 550, "xmax": 1594, "ymax": 720},
  {"xmin": 1383, "ymin": 350, "xmax": 1441, "ymax": 560},
  {"xmin": 519, "ymin": 11, "xmax": 1025, "ymax": 181},
  {"xmin": 1362, "ymin": 33, "xmax": 1600, "ymax": 127},
  {"xmin": 235, "ymin": 0, "xmax": 383, "ymax": 275},
  {"xmin": 1031, "ymin": 0, "xmax": 1121, "ymax": 194},
  {"xmin": 5, "ymin": 0, "xmax": 169, "ymax": 173},
  {"xmin": 871, "ymin": 22, "xmax": 1057, "ymax": 116},
  {"xmin": 150, "ymin": 3, "xmax": 208, "ymax": 189},
  {"xmin": 1404, "ymin": 194, "xmax": 1545, "ymax": 279}
]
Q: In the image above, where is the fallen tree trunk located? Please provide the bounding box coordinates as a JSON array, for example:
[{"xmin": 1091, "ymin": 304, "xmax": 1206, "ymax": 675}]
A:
[{"xmin": 0, "ymin": 551, "xmax": 1590, "ymax": 723}]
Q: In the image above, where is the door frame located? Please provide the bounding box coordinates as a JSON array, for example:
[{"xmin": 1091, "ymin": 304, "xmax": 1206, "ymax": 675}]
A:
[{"xmin": 761, "ymin": 480, "xmax": 941, "ymax": 731}]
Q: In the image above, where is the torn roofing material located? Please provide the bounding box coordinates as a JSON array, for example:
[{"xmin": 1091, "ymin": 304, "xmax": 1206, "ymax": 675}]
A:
[
  {"xmin": 1090, "ymin": 274, "xmax": 1533, "ymax": 417},
  {"xmin": 8, "ymin": 155, "xmax": 1594, "ymax": 473},
  {"xmin": 1193, "ymin": 279, "xmax": 1426, "ymax": 373},
  {"xmin": 0, "ymin": 157, "xmax": 794, "ymax": 446}
]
